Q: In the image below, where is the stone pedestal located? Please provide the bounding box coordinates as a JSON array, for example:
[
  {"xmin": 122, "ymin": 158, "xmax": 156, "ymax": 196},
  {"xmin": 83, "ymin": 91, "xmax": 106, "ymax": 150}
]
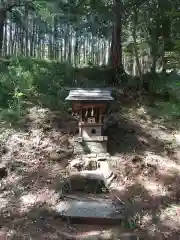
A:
[{"xmin": 74, "ymin": 136, "xmax": 107, "ymax": 154}]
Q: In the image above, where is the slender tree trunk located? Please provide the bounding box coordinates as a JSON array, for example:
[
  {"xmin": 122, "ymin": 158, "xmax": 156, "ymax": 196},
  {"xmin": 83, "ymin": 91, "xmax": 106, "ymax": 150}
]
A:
[
  {"xmin": 0, "ymin": 9, "xmax": 6, "ymax": 57},
  {"xmin": 132, "ymin": 8, "xmax": 143, "ymax": 86},
  {"xmin": 68, "ymin": 26, "xmax": 72, "ymax": 63},
  {"xmin": 25, "ymin": 7, "xmax": 29, "ymax": 56},
  {"xmin": 74, "ymin": 31, "xmax": 79, "ymax": 67},
  {"xmin": 20, "ymin": 26, "xmax": 24, "ymax": 55},
  {"xmin": 30, "ymin": 18, "xmax": 35, "ymax": 57},
  {"xmin": 12, "ymin": 24, "xmax": 18, "ymax": 55},
  {"xmin": 149, "ymin": 6, "xmax": 161, "ymax": 74},
  {"xmin": 4, "ymin": 18, "xmax": 8, "ymax": 56},
  {"xmin": 9, "ymin": 16, "xmax": 12, "ymax": 55},
  {"xmin": 64, "ymin": 25, "xmax": 69, "ymax": 61}
]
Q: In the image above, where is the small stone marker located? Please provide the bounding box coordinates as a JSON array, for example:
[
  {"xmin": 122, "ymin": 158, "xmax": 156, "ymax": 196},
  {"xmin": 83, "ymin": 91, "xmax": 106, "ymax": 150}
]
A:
[
  {"xmin": 98, "ymin": 161, "xmax": 113, "ymax": 179},
  {"xmin": 55, "ymin": 199, "xmax": 125, "ymax": 225}
]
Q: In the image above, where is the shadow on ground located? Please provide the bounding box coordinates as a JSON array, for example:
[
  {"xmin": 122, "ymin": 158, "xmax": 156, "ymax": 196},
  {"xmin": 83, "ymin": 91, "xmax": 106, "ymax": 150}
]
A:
[
  {"xmin": 106, "ymin": 115, "xmax": 166, "ymax": 156},
  {"xmin": 0, "ymin": 157, "xmax": 180, "ymax": 239}
]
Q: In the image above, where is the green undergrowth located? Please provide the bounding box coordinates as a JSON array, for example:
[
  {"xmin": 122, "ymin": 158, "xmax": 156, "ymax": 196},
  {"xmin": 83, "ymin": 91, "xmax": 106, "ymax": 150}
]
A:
[
  {"xmin": 1, "ymin": 56, "xmax": 180, "ymax": 129},
  {"xmin": 147, "ymin": 100, "xmax": 180, "ymax": 126},
  {"xmin": 145, "ymin": 72, "xmax": 180, "ymax": 127},
  {"xmin": 0, "ymin": 57, "xmax": 110, "ymax": 126}
]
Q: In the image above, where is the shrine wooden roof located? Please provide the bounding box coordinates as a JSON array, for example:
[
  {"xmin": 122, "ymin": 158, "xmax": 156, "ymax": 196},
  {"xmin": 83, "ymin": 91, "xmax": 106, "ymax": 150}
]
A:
[{"xmin": 65, "ymin": 88, "xmax": 114, "ymax": 101}]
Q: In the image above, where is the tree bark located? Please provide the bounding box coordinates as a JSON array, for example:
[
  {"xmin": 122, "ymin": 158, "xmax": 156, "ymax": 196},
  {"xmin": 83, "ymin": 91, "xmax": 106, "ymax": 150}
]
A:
[
  {"xmin": 132, "ymin": 8, "xmax": 143, "ymax": 86},
  {"xmin": 110, "ymin": 0, "xmax": 124, "ymax": 84},
  {"xmin": 0, "ymin": 9, "xmax": 6, "ymax": 57}
]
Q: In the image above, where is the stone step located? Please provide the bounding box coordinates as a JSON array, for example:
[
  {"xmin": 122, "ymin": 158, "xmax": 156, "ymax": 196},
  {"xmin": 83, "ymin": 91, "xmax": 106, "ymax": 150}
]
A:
[
  {"xmin": 55, "ymin": 199, "xmax": 125, "ymax": 225},
  {"xmin": 58, "ymin": 231, "xmax": 138, "ymax": 240}
]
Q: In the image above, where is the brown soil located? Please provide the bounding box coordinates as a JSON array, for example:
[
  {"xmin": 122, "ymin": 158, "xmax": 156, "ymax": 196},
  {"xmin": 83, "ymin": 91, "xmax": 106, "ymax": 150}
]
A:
[{"xmin": 0, "ymin": 106, "xmax": 180, "ymax": 239}]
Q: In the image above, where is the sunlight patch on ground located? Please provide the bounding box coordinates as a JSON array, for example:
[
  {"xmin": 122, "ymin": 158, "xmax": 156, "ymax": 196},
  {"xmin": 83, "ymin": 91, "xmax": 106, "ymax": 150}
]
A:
[
  {"xmin": 20, "ymin": 193, "xmax": 37, "ymax": 206},
  {"xmin": 4, "ymin": 173, "xmax": 22, "ymax": 186},
  {"xmin": 159, "ymin": 205, "xmax": 180, "ymax": 231},
  {"xmin": 144, "ymin": 152, "xmax": 180, "ymax": 173},
  {"xmin": 0, "ymin": 196, "xmax": 9, "ymax": 210},
  {"xmin": 150, "ymin": 128, "xmax": 174, "ymax": 142},
  {"xmin": 173, "ymin": 133, "xmax": 180, "ymax": 146},
  {"xmin": 136, "ymin": 106, "xmax": 148, "ymax": 116},
  {"xmin": 109, "ymin": 184, "xmax": 126, "ymax": 192},
  {"xmin": 140, "ymin": 213, "xmax": 153, "ymax": 228},
  {"xmin": 138, "ymin": 177, "xmax": 167, "ymax": 197},
  {"xmin": 128, "ymin": 106, "xmax": 176, "ymax": 143},
  {"xmin": 19, "ymin": 188, "xmax": 59, "ymax": 213}
]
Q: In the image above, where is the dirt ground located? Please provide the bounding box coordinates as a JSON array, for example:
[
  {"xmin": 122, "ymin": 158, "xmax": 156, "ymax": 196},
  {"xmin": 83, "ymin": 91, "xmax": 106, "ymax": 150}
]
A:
[{"xmin": 0, "ymin": 106, "xmax": 180, "ymax": 239}]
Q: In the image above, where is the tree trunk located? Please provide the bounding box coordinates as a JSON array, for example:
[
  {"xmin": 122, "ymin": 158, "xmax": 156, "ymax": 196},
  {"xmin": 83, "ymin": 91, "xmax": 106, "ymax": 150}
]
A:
[
  {"xmin": 150, "ymin": 35, "xmax": 158, "ymax": 74},
  {"xmin": 4, "ymin": 18, "xmax": 7, "ymax": 56},
  {"xmin": 25, "ymin": 7, "xmax": 29, "ymax": 56},
  {"xmin": 9, "ymin": 15, "xmax": 12, "ymax": 55},
  {"xmin": 30, "ymin": 18, "xmax": 35, "ymax": 57},
  {"xmin": 132, "ymin": 8, "xmax": 143, "ymax": 87},
  {"xmin": 0, "ymin": 9, "xmax": 6, "ymax": 57},
  {"xmin": 110, "ymin": 0, "xmax": 123, "ymax": 84}
]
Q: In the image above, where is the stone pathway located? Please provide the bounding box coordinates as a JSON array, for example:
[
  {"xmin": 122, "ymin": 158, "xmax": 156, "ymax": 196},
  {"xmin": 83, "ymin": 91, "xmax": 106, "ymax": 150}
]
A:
[{"xmin": 55, "ymin": 152, "xmax": 125, "ymax": 227}]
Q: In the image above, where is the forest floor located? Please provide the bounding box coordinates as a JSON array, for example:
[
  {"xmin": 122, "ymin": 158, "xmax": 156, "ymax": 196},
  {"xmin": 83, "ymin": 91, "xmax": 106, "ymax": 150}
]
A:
[{"xmin": 0, "ymin": 98, "xmax": 180, "ymax": 239}]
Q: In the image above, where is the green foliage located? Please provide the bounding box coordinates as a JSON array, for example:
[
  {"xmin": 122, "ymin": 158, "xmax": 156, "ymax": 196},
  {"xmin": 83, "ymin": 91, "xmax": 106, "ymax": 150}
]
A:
[
  {"xmin": 147, "ymin": 100, "xmax": 180, "ymax": 124},
  {"xmin": 0, "ymin": 57, "xmax": 109, "ymax": 125},
  {"xmin": 0, "ymin": 57, "xmax": 74, "ymax": 111}
]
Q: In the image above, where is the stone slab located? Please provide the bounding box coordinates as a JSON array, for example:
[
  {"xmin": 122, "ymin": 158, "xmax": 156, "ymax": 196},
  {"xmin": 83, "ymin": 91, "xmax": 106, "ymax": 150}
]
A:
[
  {"xmin": 70, "ymin": 170, "xmax": 105, "ymax": 180},
  {"xmin": 83, "ymin": 136, "xmax": 108, "ymax": 142},
  {"xmin": 63, "ymin": 170, "xmax": 109, "ymax": 193},
  {"xmin": 55, "ymin": 199, "xmax": 125, "ymax": 225},
  {"xmin": 74, "ymin": 137, "xmax": 83, "ymax": 142},
  {"xmin": 85, "ymin": 141, "xmax": 107, "ymax": 153},
  {"xmin": 97, "ymin": 152, "xmax": 110, "ymax": 160},
  {"xmin": 58, "ymin": 230, "xmax": 114, "ymax": 240},
  {"xmin": 58, "ymin": 231, "xmax": 138, "ymax": 240},
  {"xmin": 74, "ymin": 136, "xmax": 108, "ymax": 142}
]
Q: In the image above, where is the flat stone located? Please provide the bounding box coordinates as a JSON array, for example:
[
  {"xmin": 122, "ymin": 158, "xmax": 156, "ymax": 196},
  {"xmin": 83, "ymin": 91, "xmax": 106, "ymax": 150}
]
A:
[
  {"xmin": 74, "ymin": 137, "xmax": 83, "ymax": 142},
  {"xmin": 85, "ymin": 142, "xmax": 107, "ymax": 153},
  {"xmin": 97, "ymin": 153, "xmax": 110, "ymax": 161},
  {"xmin": 88, "ymin": 153, "xmax": 97, "ymax": 158},
  {"xmin": 55, "ymin": 199, "xmax": 125, "ymax": 225},
  {"xmin": 58, "ymin": 230, "xmax": 115, "ymax": 240},
  {"xmin": 70, "ymin": 170, "xmax": 105, "ymax": 181},
  {"xmin": 83, "ymin": 136, "xmax": 106, "ymax": 142},
  {"xmin": 98, "ymin": 153, "xmax": 110, "ymax": 157},
  {"xmin": 62, "ymin": 170, "xmax": 109, "ymax": 193}
]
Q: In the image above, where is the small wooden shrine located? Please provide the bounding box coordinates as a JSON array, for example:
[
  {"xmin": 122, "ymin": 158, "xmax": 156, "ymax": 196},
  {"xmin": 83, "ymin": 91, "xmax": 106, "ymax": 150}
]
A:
[
  {"xmin": 66, "ymin": 88, "xmax": 114, "ymax": 153},
  {"xmin": 65, "ymin": 88, "xmax": 113, "ymax": 152}
]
